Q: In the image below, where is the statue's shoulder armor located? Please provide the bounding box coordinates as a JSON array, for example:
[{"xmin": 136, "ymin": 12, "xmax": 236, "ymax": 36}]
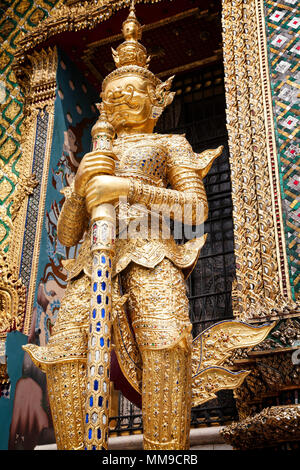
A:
[
  {"xmin": 157, "ymin": 133, "xmax": 196, "ymax": 170},
  {"xmin": 158, "ymin": 133, "xmax": 223, "ymax": 178}
]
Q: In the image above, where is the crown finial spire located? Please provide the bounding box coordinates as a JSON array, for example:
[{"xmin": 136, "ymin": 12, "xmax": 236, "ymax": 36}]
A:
[
  {"xmin": 110, "ymin": 0, "xmax": 149, "ymax": 68},
  {"xmin": 130, "ymin": 0, "xmax": 135, "ymax": 13}
]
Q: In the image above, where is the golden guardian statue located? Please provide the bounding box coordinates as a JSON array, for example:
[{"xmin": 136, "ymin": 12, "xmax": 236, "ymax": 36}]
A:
[{"xmin": 24, "ymin": 2, "xmax": 274, "ymax": 451}]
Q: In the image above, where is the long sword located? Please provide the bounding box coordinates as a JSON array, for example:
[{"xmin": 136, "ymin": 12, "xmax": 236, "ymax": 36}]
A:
[{"xmin": 84, "ymin": 104, "xmax": 117, "ymax": 450}]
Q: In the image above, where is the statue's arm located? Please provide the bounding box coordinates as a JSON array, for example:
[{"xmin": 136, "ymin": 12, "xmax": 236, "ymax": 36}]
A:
[
  {"xmin": 128, "ymin": 135, "xmax": 222, "ymax": 225},
  {"xmin": 128, "ymin": 173, "xmax": 206, "ymax": 225},
  {"xmin": 57, "ymin": 183, "xmax": 89, "ymax": 247}
]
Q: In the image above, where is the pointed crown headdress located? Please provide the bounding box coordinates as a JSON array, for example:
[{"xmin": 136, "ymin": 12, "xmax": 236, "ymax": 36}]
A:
[
  {"xmin": 102, "ymin": 1, "xmax": 175, "ymax": 114},
  {"xmin": 112, "ymin": 0, "xmax": 148, "ymax": 69}
]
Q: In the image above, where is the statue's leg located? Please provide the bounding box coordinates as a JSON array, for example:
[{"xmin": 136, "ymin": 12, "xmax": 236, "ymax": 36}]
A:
[
  {"xmin": 46, "ymin": 360, "xmax": 87, "ymax": 450},
  {"xmin": 24, "ymin": 274, "xmax": 90, "ymax": 450},
  {"xmin": 141, "ymin": 340, "xmax": 192, "ymax": 450},
  {"xmin": 121, "ymin": 259, "xmax": 192, "ymax": 450}
]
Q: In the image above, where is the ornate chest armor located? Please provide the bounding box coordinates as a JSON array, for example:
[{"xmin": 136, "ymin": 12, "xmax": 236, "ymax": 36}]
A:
[
  {"xmin": 114, "ymin": 135, "xmax": 168, "ymax": 188},
  {"xmin": 61, "ymin": 133, "xmax": 223, "ymax": 281}
]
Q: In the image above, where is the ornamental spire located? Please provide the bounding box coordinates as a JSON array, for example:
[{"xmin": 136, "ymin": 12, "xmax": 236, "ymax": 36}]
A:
[{"xmin": 111, "ymin": 0, "xmax": 150, "ymax": 69}]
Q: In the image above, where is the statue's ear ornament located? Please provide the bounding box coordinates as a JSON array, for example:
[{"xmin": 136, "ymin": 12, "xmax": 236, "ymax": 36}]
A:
[
  {"xmin": 111, "ymin": 48, "xmax": 119, "ymax": 67},
  {"xmin": 150, "ymin": 106, "xmax": 164, "ymax": 120},
  {"xmin": 154, "ymin": 76, "xmax": 176, "ymax": 107}
]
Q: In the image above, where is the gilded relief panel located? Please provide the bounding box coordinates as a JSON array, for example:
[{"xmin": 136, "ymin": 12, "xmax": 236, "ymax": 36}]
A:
[
  {"xmin": 0, "ymin": 0, "xmax": 61, "ymax": 263},
  {"xmin": 222, "ymin": 0, "xmax": 299, "ymax": 321}
]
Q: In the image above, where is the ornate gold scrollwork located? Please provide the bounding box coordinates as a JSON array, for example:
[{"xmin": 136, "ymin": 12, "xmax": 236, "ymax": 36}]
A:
[
  {"xmin": 10, "ymin": 174, "xmax": 39, "ymax": 221},
  {"xmin": 191, "ymin": 320, "xmax": 276, "ymax": 406},
  {"xmin": 222, "ymin": 0, "xmax": 298, "ymax": 321},
  {"xmin": 0, "ymin": 254, "xmax": 26, "ymax": 340}
]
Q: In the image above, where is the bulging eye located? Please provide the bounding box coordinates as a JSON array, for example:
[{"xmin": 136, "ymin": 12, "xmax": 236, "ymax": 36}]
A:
[{"xmin": 125, "ymin": 84, "xmax": 134, "ymax": 94}]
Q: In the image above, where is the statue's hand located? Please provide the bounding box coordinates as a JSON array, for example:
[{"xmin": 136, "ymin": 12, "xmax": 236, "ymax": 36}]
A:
[
  {"xmin": 85, "ymin": 174, "xmax": 130, "ymax": 213},
  {"xmin": 74, "ymin": 151, "xmax": 116, "ymax": 197}
]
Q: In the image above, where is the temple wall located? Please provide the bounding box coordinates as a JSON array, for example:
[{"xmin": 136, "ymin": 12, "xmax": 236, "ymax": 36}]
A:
[{"xmin": 262, "ymin": 0, "xmax": 299, "ymax": 301}]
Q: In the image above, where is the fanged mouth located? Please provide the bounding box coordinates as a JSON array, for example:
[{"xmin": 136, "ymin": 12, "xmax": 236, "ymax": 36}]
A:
[{"xmin": 103, "ymin": 98, "xmax": 142, "ymax": 112}]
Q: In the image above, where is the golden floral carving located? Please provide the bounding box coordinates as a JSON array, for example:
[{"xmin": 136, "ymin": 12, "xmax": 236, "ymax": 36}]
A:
[
  {"xmin": 224, "ymin": 321, "xmax": 300, "ymax": 422},
  {"xmin": 192, "ymin": 367, "xmax": 250, "ymax": 407},
  {"xmin": 0, "ymin": 254, "xmax": 26, "ymax": 340},
  {"xmin": 26, "ymin": 47, "xmax": 58, "ymax": 108},
  {"xmin": 192, "ymin": 320, "xmax": 276, "ymax": 374},
  {"xmin": 10, "ymin": 174, "xmax": 38, "ymax": 220},
  {"xmin": 191, "ymin": 320, "xmax": 275, "ymax": 406}
]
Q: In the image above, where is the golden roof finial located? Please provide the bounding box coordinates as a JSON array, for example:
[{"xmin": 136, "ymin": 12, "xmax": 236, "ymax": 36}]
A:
[{"xmin": 111, "ymin": 0, "xmax": 149, "ymax": 68}]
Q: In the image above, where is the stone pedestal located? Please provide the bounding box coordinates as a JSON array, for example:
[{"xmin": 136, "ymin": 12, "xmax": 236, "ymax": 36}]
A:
[{"xmin": 35, "ymin": 426, "xmax": 232, "ymax": 450}]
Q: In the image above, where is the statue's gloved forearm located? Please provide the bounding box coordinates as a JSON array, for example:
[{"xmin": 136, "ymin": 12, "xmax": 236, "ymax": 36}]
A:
[
  {"xmin": 57, "ymin": 185, "xmax": 89, "ymax": 247},
  {"xmin": 128, "ymin": 167, "xmax": 208, "ymax": 225}
]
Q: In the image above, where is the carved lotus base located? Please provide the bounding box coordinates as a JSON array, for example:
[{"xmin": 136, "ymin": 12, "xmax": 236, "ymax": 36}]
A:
[{"xmin": 221, "ymin": 405, "xmax": 300, "ymax": 450}]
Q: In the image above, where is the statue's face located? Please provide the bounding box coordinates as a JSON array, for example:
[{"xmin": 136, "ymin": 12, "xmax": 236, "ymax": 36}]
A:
[{"xmin": 101, "ymin": 74, "xmax": 154, "ymax": 133}]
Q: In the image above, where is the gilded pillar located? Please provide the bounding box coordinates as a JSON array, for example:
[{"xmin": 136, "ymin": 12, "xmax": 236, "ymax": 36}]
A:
[
  {"xmin": 221, "ymin": 0, "xmax": 300, "ymax": 449},
  {"xmin": 222, "ymin": 0, "xmax": 296, "ymax": 322},
  {"xmin": 17, "ymin": 47, "xmax": 58, "ymax": 335}
]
